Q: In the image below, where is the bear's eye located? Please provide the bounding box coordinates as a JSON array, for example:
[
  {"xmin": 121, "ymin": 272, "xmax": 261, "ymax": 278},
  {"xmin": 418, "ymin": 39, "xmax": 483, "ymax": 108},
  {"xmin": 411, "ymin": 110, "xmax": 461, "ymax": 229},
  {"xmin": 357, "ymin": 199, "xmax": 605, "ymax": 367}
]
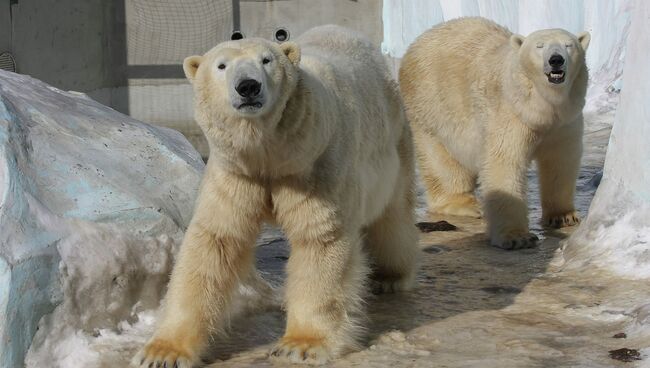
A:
[
  {"xmin": 536, "ymin": 42, "xmax": 544, "ymax": 48},
  {"xmin": 262, "ymin": 57, "xmax": 271, "ymax": 65},
  {"xmin": 565, "ymin": 43, "xmax": 573, "ymax": 48},
  {"xmin": 218, "ymin": 63, "xmax": 226, "ymax": 70}
]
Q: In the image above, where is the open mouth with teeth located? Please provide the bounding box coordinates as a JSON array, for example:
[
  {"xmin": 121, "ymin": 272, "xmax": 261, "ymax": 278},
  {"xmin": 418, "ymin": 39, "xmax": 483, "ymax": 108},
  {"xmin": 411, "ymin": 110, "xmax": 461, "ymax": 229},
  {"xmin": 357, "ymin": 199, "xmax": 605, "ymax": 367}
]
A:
[{"xmin": 546, "ymin": 70, "xmax": 566, "ymax": 84}]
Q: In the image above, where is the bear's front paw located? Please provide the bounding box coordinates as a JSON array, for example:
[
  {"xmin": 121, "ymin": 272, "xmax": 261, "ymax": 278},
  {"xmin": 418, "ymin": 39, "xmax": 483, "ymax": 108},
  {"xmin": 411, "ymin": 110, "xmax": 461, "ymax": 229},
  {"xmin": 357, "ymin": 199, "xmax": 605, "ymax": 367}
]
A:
[
  {"xmin": 491, "ymin": 232, "xmax": 539, "ymax": 250},
  {"xmin": 269, "ymin": 336, "xmax": 331, "ymax": 365},
  {"xmin": 131, "ymin": 338, "xmax": 195, "ymax": 368},
  {"xmin": 544, "ymin": 211, "xmax": 580, "ymax": 228}
]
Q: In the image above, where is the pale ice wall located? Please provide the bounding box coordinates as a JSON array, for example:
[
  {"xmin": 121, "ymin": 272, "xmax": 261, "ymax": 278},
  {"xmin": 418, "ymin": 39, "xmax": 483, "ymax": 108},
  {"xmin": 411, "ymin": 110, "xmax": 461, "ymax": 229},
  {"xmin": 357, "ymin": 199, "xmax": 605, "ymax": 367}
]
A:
[
  {"xmin": 382, "ymin": 0, "xmax": 632, "ymax": 102},
  {"xmin": 560, "ymin": 0, "xmax": 650, "ymax": 278}
]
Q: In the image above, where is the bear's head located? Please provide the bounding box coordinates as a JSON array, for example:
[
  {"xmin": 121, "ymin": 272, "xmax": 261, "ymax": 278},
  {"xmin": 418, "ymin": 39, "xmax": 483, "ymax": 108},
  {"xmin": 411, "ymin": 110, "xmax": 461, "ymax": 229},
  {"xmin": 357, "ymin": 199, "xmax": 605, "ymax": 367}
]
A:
[
  {"xmin": 183, "ymin": 38, "xmax": 301, "ymax": 122},
  {"xmin": 510, "ymin": 29, "xmax": 590, "ymax": 89}
]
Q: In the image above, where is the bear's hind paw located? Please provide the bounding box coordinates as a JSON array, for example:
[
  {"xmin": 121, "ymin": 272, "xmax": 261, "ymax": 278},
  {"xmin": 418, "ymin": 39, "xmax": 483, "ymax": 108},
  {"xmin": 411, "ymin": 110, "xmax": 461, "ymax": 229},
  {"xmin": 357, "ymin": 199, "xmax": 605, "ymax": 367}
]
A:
[
  {"xmin": 491, "ymin": 233, "xmax": 539, "ymax": 250},
  {"xmin": 431, "ymin": 194, "xmax": 482, "ymax": 218},
  {"xmin": 370, "ymin": 274, "xmax": 415, "ymax": 294}
]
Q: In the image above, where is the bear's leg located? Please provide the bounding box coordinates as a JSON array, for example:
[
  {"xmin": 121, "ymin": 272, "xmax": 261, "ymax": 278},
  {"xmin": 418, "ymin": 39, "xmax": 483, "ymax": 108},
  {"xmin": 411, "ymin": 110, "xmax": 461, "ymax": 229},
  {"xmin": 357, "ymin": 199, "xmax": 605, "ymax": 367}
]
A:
[
  {"xmin": 365, "ymin": 194, "xmax": 419, "ymax": 294},
  {"xmin": 133, "ymin": 171, "xmax": 266, "ymax": 368},
  {"xmin": 415, "ymin": 135, "xmax": 480, "ymax": 218},
  {"xmin": 271, "ymin": 186, "xmax": 367, "ymax": 364},
  {"xmin": 537, "ymin": 120, "xmax": 583, "ymax": 228},
  {"xmin": 366, "ymin": 134, "xmax": 419, "ymax": 293},
  {"xmin": 482, "ymin": 126, "xmax": 538, "ymax": 250}
]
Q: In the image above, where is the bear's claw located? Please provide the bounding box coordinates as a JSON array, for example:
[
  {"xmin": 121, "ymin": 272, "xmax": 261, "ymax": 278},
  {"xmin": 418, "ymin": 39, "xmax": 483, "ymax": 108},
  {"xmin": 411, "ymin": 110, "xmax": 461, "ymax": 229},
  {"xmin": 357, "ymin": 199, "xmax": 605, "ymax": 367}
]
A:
[
  {"xmin": 544, "ymin": 211, "xmax": 580, "ymax": 228},
  {"xmin": 131, "ymin": 339, "xmax": 194, "ymax": 368},
  {"xmin": 269, "ymin": 337, "xmax": 331, "ymax": 365}
]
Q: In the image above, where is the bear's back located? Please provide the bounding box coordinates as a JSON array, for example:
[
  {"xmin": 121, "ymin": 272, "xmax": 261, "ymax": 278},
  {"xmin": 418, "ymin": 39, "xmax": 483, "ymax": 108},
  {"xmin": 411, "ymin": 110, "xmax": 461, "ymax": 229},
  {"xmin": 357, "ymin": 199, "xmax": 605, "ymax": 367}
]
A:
[
  {"xmin": 294, "ymin": 25, "xmax": 405, "ymax": 156},
  {"xmin": 296, "ymin": 25, "xmax": 392, "ymax": 91},
  {"xmin": 400, "ymin": 17, "xmax": 512, "ymax": 94},
  {"xmin": 399, "ymin": 17, "xmax": 516, "ymax": 172},
  {"xmin": 297, "ymin": 25, "xmax": 381, "ymax": 65}
]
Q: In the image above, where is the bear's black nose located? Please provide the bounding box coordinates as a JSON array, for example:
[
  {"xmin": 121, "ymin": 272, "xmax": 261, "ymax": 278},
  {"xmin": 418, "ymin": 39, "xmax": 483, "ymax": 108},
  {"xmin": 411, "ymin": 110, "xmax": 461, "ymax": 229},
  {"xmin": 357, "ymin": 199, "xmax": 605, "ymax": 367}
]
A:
[
  {"xmin": 549, "ymin": 54, "xmax": 565, "ymax": 67},
  {"xmin": 236, "ymin": 79, "xmax": 261, "ymax": 98}
]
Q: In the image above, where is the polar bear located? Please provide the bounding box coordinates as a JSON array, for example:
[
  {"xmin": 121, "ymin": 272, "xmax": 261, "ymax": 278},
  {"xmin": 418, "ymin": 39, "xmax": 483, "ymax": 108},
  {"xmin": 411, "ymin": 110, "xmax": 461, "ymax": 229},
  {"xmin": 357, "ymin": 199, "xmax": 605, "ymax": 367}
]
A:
[
  {"xmin": 132, "ymin": 25, "xmax": 419, "ymax": 367},
  {"xmin": 399, "ymin": 17, "xmax": 590, "ymax": 250}
]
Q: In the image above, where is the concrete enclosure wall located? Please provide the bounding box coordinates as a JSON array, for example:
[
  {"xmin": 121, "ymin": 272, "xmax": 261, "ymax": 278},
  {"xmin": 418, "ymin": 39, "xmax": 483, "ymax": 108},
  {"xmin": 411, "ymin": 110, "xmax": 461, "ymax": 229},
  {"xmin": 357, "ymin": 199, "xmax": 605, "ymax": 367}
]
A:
[
  {"xmin": 5, "ymin": 0, "xmax": 128, "ymax": 109},
  {"xmin": 0, "ymin": 1, "xmax": 10, "ymax": 53},
  {"xmin": 2, "ymin": 0, "xmax": 383, "ymax": 158}
]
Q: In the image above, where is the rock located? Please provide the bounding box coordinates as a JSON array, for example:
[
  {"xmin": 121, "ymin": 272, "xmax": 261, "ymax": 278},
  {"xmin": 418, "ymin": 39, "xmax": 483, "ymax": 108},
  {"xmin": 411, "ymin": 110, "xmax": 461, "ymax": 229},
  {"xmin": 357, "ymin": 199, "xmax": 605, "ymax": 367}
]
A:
[
  {"xmin": 416, "ymin": 220, "xmax": 457, "ymax": 232},
  {"xmin": 0, "ymin": 70, "xmax": 204, "ymax": 367},
  {"xmin": 608, "ymin": 348, "xmax": 641, "ymax": 362}
]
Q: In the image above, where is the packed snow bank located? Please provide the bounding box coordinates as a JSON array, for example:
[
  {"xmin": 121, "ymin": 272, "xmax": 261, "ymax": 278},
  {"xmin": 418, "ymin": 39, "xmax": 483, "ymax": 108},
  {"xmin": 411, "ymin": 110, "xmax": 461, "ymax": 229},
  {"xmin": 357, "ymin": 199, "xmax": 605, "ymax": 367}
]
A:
[
  {"xmin": 382, "ymin": 0, "xmax": 632, "ymax": 109},
  {"xmin": 559, "ymin": 0, "xmax": 650, "ymax": 279},
  {"xmin": 0, "ymin": 70, "xmax": 204, "ymax": 367}
]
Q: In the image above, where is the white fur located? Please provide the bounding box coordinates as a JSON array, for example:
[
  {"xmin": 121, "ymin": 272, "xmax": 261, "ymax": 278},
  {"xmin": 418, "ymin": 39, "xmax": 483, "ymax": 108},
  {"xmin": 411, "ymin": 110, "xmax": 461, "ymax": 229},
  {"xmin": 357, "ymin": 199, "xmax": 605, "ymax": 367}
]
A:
[
  {"xmin": 132, "ymin": 25, "xmax": 420, "ymax": 367},
  {"xmin": 399, "ymin": 17, "xmax": 589, "ymax": 249}
]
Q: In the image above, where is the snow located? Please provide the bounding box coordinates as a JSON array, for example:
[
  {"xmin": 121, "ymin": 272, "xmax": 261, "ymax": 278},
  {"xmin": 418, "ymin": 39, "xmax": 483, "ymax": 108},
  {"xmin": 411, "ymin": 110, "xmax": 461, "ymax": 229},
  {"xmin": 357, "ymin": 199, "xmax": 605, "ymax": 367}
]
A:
[
  {"xmin": 0, "ymin": 70, "xmax": 203, "ymax": 367},
  {"xmin": 560, "ymin": 0, "xmax": 650, "ymax": 279}
]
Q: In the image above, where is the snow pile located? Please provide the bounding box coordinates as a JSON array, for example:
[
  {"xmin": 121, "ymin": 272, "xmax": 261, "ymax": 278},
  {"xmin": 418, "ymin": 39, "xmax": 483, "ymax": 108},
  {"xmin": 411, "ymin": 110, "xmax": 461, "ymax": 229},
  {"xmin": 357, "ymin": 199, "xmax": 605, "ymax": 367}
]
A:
[
  {"xmin": 24, "ymin": 210, "xmax": 176, "ymax": 367},
  {"xmin": 560, "ymin": 0, "xmax": 650, "ymax": 279},
  {"xmin": 0, "ymin": 70, "xmax": 204, "ymax": 368},
  {"xmin": 382, "ymin": 0, "xmax": 633, "ymax": 110}
]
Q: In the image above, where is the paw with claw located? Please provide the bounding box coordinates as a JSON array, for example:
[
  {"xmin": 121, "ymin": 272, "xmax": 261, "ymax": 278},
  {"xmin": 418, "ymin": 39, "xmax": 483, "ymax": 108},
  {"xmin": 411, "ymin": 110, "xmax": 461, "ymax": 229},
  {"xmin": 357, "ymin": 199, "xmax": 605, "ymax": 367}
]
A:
[
  {"xmin": 131, "ymin": 338, "xmax": 196, "ymax": 368},
  {"xmin": 269, "ymin": 336, "xmax": 332, "ymax": 365},
  {"xmin": 544, "ymin": 211, "xmax": 580, "ymax": 228},
  {"xmin": 491, "ymin": 231, "xmax": 539, "ymax": 250}
]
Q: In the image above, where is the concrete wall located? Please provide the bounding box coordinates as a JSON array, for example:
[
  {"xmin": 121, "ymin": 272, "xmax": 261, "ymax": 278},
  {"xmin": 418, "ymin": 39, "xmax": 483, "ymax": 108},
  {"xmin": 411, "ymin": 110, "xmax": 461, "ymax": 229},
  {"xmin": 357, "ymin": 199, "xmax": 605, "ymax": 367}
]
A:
[
  {"xmin": 0, "ymin": 2, "xmax": 10, "ymax": 53},
  {"xmin": 240, "ymin": 0, "xmax": 382, "ymax": 46},
  {"xmin": 5, "ymin": 0, "xmax": 129, "ymax": 111}
]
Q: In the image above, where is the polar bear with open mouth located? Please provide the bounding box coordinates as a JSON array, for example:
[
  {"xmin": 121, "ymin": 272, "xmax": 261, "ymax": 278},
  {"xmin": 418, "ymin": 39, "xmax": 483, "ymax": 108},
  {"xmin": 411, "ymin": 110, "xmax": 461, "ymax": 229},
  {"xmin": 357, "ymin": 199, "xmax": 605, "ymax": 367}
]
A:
[{"xmin": 400, "ymin": 17, "xmax": 590, "ymax": 250}]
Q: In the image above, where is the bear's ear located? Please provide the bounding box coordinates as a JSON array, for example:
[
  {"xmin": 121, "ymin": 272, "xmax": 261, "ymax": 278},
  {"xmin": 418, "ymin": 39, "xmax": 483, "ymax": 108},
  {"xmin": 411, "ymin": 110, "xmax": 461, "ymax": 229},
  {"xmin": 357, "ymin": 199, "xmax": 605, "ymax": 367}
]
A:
[
  {"xmin": 510, "ymin": 34, "xmax": 524, "ymax": 49},
  {"xmin": 183, "ymin": 55, "xmax": 203, "ymax": 82},
  {"xmin": 577, "ymin": 31, "xmax": 591, "ymax": 51},
  {"xmin": 280, "ymin": 42, "xmax": 301, "ymax": 67}
]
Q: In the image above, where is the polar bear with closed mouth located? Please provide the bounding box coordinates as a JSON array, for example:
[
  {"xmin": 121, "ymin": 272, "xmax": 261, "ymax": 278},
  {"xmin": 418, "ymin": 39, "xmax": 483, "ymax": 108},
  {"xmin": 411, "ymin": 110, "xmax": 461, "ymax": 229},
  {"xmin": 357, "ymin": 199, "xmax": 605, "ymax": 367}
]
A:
[
  {"xmin": 399, "ymin": 17, "xmax": 590, "ymax": 250},
  {"xmin": 132, "ymin": 25, "xmax": 420, "ymax": 367}
]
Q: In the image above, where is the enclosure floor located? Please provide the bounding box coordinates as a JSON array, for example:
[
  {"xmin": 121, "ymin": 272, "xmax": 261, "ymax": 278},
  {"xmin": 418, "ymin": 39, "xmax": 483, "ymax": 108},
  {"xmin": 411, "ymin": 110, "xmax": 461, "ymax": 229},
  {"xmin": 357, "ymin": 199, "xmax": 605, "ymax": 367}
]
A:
[
  {"xmin": 94, "ymin": 110, "xmax": 650, "ymax": 367},
  {"xmin": 213, "ymin": 226, "xmax": 650, "ymax": 368}
]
